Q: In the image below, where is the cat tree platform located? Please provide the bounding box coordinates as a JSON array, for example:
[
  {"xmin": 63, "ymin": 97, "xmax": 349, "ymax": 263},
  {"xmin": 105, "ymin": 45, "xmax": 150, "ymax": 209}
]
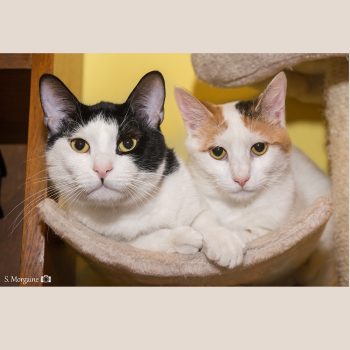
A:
[{"xmin": 38, "ymin": 196, "xmax": 332, "ymax": 286}]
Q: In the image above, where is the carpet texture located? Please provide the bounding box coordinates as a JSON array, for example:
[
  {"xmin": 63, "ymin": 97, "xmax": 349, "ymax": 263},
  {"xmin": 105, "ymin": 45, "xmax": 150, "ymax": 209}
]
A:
[{"xmin": 38, "ymin": 197, "xmax": 332, "ymax": 286}]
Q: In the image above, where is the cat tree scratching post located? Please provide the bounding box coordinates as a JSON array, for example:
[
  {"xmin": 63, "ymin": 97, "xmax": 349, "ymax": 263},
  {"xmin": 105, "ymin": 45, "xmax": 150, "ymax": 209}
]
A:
[{"xmin": 324, "ymin": 58, "xmax": 349, "ymax": 286}]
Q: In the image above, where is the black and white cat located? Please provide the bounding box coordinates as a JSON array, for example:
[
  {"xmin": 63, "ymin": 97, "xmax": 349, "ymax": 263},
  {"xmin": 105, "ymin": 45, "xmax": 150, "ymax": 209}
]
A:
[{"xmin": 40, "ymin": 71, "xmax": 245, "ymax": 267}]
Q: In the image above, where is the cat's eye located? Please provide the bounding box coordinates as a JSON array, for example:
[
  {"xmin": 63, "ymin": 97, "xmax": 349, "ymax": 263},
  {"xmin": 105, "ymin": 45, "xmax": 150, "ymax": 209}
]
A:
[
  {"xmin": 70, "ymin": 138, "xmax": 90, "ymax": 153},
  {"xmin": 251, "ymin": 142, "xmax": 268, "ymax": 156},
  {"xmin": 209, "ymin": 146, "xmax": 227, "ymax": 160},
  {"xmin": 118, "ymin": 137, "xmax": 138, "ymax": 153}
]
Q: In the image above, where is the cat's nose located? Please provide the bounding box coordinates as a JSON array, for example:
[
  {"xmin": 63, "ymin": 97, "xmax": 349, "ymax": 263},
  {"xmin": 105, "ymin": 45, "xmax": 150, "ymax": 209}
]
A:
[
  {"xmin": 233, "ymin": 176, "xmax": 250, "ymax": 187},
  {"xmin": 93, "ymin": 163, "xmax": 113, "ymax": 179}
]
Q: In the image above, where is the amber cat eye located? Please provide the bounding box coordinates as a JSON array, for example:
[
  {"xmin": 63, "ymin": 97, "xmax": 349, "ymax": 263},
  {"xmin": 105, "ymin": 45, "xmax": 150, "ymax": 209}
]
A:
[
  {"xmin": 118, "ymin": 137, "xmax": 138, "ymax": 153},
  {"xmin": 209, "ymin": 146, "xmax": 227, "ymax": 160},
  {"xmin": 70, "ymin": 138, "xmax": 90, "ymax": 153},
  {"xmin": 251, "ymin": 142, "xmax": 268, "ymax": 156}
]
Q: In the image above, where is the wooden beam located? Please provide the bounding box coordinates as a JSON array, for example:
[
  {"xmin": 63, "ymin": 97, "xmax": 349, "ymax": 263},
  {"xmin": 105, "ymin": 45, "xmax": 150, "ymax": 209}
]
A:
[
  {"xmin": 0, "ymin": 54, "xmax": 32, "ymax": 69},
  {"xmin": 19, "ymin": 54, "xmax": 53, "ymax": 286}
]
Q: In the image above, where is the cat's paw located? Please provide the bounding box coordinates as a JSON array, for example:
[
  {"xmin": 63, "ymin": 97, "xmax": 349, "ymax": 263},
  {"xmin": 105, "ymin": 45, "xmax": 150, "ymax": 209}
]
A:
[
  {"xmin": 202, "ymin": 229, "xmax": 246, "ymax": 268},
  {"xmin": 170, "ymin": 226, "xmax": 203, "ymax": 254}
]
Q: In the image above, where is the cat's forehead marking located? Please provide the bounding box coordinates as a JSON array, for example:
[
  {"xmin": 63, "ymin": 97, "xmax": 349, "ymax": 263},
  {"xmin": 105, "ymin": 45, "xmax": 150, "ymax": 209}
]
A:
[
  {"xmin": 235, "ymin": 99, "xmax": 260, "ymax": 119},
  {"xmin": 196, "ymin": 102, "xmax": 228, "ymax": 150},
  {"xmin": 235, "ymin": 99, "xmax": 291, "ymax": 152},
  {"xmin": 242, "ymin": 117, "xmax": 291, "ymax": 152},
  {"xmin": 218, "ymin": 101, "xmax": 291, "ymax": 152}
]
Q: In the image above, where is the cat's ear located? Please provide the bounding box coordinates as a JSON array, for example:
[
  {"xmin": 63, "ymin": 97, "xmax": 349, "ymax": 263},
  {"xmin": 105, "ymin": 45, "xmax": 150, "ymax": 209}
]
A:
[
  {"xmin": 127, "ymin": 71, "xmax": 165, "ymax": 128},
  {"xmin": 40, "ymin": 74, "xmax": 80, "ymax": 134},
  {"xmin": 174, "ymin": 87, "xmax": 212, "ymax": 134},
  {"xmin": 256, "ymin": 71, "xmax": 287, "ymax": 127}
]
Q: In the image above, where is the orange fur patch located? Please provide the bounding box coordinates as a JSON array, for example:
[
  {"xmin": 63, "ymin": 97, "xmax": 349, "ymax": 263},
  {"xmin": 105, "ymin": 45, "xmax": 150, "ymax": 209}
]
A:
[
  {"xmin": 242, "ymin": 117, "xmax": 291, "ymax": 152},
  {"xmin": 195, "ymin": 102, "xmax": 228, "ymax": 151}
]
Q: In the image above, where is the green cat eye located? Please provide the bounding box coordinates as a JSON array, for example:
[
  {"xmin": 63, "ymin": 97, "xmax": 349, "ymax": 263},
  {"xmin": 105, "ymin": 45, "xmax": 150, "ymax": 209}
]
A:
[
  {"xmin": 251, "ymin": 142, "xmax": 268, "ymax": 156},
  {"xmin": 70, "ymin": 138, "xmax": 90, "ymax": 153},
  {"xmin": 118, "ymin": 137, "xmax": 138, "ymax": 153},
  {"xmin": 209, "ymin": 146, "xmax": 227, "ymax": 160}
]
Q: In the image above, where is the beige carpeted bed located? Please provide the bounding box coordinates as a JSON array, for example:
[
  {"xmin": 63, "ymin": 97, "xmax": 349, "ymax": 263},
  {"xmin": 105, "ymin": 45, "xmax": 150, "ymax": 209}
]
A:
[{"xmin": 38, "ymin": 197, "xmax": 331, "ymax": 285}]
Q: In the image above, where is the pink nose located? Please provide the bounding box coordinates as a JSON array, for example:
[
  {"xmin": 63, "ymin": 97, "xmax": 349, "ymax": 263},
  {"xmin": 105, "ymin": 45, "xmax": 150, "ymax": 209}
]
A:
[
  {"xmin": 234, "ymin": 176, "xmax": 250, "ymax": 187},
  {"xmin": 93, "ymin": 164, "xmax": 113, "ymax": 179}
]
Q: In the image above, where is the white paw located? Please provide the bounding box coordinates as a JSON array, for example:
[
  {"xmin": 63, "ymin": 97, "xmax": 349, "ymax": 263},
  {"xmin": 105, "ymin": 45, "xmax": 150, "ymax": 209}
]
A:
[
  {"xmin": 202, "ymin": 228, "xmax": 246, "ymax": 268},
  {"xmin": 171, "ymin": 226, "xmax": 203, "ymax": 254}
]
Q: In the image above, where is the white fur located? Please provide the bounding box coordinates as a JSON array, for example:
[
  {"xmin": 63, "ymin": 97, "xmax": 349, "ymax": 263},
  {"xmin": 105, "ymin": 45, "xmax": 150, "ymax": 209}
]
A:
[
  {"xmin": 184, "ymin": 102, "xmax": 336, "ymax": 285},
  {"xmin": 47, "ymin": 116, "xmax": 245, "ymax": 266}
]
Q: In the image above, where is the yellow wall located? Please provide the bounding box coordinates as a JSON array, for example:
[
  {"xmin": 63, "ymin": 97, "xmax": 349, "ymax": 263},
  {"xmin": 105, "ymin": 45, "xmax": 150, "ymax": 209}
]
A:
[
  {"xmin": 53, "ymin": 54, "xmax": 83, "ymax": 99},
  {"xmin": 81, "ymin": 54, "xmax": 328, "ymax": 172}
]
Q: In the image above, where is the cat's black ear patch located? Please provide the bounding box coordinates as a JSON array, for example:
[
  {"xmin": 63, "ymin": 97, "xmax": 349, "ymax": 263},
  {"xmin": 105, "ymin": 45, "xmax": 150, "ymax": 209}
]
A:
[
  {"xmin": 39, "ymin": 74, "xmax": 80, "ymax": 135},
  {"xmin": 126, "ymin": 71, "xmax": 165, "ymax": 128}
]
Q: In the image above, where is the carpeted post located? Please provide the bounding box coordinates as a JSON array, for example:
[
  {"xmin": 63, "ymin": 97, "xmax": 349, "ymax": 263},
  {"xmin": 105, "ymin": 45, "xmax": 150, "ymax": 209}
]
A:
[{"xmin": 324, "ymin": 57, "xmax": 349, "ymax": 286}]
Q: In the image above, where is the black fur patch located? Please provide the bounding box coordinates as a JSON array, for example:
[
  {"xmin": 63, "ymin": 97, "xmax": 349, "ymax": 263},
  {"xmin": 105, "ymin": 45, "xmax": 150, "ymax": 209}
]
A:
[
  {"xmin": 163, "ymin": 149, "xmax": 179, "ymax": 176},
  {"xmin": 235, "ymin": 99, "xmax": 260, "ymax": 118},
  {"xmin": 46, "ymin": 100, "xmax": 179, "ymax": 176}
]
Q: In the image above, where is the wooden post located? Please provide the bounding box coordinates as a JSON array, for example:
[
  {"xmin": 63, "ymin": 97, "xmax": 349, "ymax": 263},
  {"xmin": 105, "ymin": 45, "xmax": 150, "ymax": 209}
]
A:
[{"xmin": 19, "ymin": 54, "xmax": 53, "ymax": 286}]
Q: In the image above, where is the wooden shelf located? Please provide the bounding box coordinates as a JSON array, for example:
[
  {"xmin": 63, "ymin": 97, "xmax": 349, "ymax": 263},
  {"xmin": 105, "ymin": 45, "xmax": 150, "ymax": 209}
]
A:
[{"xmin": 0, "ymin": 54, "xmax": 32, "ymax": 69}]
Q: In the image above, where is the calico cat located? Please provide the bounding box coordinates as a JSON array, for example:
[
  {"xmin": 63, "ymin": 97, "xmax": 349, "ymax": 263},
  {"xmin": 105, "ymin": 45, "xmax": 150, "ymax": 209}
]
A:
[
  {"xmin": 39, "ymin": 71, "xmax": 245, "ymax": 267},
  {"xmin": 175, "ymin": 72, "xmax": 336, "ymax": 285}
]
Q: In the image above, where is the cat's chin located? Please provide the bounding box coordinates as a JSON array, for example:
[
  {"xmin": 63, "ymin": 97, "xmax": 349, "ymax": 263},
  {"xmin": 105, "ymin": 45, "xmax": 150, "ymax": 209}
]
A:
[
  {"xmin": 85, "ymin": 185, "xmax": 126, "ymax": 205},
  {"xmin": 225, "ymin": 187, "xmax": 259, "ymax": 202},
  {"xmin": 83, "ymin": 184, "xmax": 153, "ymax": 208}
]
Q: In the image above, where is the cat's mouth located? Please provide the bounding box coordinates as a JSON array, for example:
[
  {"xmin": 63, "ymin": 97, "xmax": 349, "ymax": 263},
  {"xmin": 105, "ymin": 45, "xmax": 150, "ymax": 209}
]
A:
[
  {"xmin": 238, "ymin": 188, "xmax": 254, "ymax": 192},
  {"xmin": 231, "ymin": 187, "xmax": 255, "ymax": 195},
  {"xmin": 86, "ymin": 183, "xmax": 120, "ymax": 196}
]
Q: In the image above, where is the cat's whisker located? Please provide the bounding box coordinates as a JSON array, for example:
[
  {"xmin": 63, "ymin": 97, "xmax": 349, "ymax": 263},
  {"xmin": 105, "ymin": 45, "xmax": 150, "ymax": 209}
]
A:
[
  {"xmin": 7, "ymin": 181, "xmax": 77, "ymax": 230},
  {"xmin": 59, "ymin": 187, "xmax": 83, "ymax": 209},
  {"xmin": 9, "ymin": 182, "xmax": 64, "ymax": 214},
  {"xmin": 23, "ymin": 153, "xmax": 46, "ymax": 164},
  {"xmin": 23, "ymin": 168, "xmax": 47, "ymax": 180},
  {"xmin": 126, "ymin": 183, "xmax": 158, "ymax": 201},
  {"xmin": 8, "ymin": 187, "xmax": 61, "ymax": 236},
  {"xmin": 125, "ymin": 185, "xmax": 150, "ymax": 206},
  {"xmin": 5, "ymin": 186, "xmax": 53, "ymax": 220}
]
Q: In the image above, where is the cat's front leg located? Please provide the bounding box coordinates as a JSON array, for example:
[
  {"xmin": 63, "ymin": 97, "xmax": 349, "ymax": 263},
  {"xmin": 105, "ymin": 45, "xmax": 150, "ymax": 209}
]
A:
[
  {"xmin": 192, "ymin": 211, "xmax": 246, "ymax": 268},
  {"xmin": 130, "ymin": 226, "xmax": 203, "ymax": 254}
]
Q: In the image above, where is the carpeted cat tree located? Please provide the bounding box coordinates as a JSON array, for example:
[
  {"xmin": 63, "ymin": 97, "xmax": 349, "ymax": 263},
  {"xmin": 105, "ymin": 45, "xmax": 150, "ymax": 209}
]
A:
[{"xmin": 38, "ymin": 53, "xmax": 348, "ymax": 286}]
